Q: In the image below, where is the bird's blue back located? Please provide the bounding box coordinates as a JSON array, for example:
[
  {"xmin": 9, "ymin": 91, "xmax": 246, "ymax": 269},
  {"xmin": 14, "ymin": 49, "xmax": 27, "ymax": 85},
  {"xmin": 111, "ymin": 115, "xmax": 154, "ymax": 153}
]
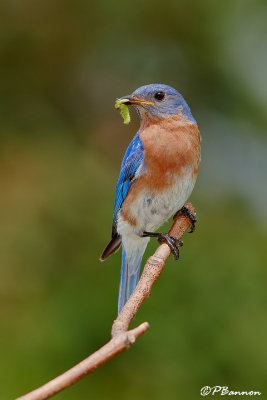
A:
[{"xmin": 112, "ymin": 131, "xmax": 144, "ymax": 232}]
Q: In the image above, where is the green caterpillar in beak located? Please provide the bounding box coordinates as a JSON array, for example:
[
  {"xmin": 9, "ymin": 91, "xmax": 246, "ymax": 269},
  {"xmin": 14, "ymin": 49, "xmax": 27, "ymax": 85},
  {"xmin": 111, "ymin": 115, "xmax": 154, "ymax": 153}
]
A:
[{"xmin": 115, "ymin": 99, "xmax": 131, "ymax": 125}]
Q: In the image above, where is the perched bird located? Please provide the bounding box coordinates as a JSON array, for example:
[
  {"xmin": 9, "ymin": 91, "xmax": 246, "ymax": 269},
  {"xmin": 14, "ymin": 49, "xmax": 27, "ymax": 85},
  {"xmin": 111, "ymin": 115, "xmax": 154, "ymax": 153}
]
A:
[{"xmin": 100, "ymin": 84, "xmax": 201, "ymax": 314}]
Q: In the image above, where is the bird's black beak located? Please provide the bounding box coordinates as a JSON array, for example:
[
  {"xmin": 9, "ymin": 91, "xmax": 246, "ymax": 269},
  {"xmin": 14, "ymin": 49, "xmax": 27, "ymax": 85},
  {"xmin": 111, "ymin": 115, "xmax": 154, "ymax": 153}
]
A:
[
  {"xmin": 117, "ymin": 95, "xmax": 155, "ymax": 106},
  {"xmin": 118, "ymin": 95, "xmax": 131, "ymax": 105}
]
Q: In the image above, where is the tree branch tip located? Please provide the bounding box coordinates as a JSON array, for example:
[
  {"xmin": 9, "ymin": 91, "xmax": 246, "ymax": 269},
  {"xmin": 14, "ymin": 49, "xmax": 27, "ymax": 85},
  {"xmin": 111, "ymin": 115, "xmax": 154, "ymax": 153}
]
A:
[{"xmin": 134, "ymin": 321, "xmax": 150, "ymax": 334}]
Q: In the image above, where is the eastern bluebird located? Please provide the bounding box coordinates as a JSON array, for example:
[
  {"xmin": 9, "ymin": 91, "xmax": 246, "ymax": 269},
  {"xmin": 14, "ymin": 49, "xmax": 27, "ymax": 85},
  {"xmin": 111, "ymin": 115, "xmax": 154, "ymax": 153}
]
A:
[{"xmin": 100, "ymin": 84, "xmax": 201, "ymax": 314}]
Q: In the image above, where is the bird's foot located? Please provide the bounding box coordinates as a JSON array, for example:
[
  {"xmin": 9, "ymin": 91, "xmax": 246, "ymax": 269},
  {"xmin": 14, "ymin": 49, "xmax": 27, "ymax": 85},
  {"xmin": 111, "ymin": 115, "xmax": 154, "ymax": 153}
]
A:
[
  {"xmin": 174, "ymin": 205, "xmax": 197, "ymax": 233},
  {"xmin": 158, "ymin": 233, "xmax": 183, "ymax": 260},
  {"xmin": 142, "ymin": 231, "xmax": 183, "ymax": 260}
]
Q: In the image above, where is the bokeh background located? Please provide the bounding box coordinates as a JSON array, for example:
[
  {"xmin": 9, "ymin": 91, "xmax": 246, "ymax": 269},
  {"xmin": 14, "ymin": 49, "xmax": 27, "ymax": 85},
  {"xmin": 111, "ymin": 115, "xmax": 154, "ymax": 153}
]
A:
[{"xmin": 1, "ymin": 1, "xmax": 267, "ymax": 399}]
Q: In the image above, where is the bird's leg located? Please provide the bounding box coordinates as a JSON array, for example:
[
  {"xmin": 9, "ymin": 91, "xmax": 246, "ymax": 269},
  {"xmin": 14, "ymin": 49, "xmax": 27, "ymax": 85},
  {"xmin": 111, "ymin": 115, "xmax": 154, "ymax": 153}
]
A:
[
  {"xmin": 174, "ymin": 205, "xmax": 197, "ymax": 233},
  {"xmin": 141, "ymin": 231, "xmax": 183, "ymax": 260}
]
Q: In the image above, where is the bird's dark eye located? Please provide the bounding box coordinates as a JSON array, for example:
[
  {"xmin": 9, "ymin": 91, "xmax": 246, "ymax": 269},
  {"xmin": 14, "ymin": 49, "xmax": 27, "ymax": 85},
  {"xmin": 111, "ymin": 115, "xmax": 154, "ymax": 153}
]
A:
[{"xmin": 154, "ymin": 91, "xmax": 165, "ymax": 101}]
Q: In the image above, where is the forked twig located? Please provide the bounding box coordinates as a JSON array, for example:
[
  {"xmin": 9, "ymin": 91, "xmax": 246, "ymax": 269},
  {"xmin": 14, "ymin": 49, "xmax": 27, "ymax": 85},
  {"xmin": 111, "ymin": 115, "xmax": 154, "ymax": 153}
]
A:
[{"xmin": 15, "ymin": 203, "xmax": 196, "ymax": 400}]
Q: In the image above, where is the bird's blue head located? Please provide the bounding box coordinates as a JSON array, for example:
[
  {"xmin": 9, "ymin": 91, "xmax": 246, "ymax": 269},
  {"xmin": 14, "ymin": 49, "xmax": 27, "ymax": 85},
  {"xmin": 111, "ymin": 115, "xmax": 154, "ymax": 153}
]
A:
[{"xmin": 120, "ymin": 84, "xmax": 196, "ymax": 123}]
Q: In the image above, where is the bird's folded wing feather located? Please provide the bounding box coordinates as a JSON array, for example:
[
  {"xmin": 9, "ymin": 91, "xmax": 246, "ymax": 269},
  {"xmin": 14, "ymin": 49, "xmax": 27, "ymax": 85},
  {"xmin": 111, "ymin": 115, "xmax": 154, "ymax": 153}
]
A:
[{"xmin": 112, "ymin": 131, "xmax": 144, "ymax": 235}]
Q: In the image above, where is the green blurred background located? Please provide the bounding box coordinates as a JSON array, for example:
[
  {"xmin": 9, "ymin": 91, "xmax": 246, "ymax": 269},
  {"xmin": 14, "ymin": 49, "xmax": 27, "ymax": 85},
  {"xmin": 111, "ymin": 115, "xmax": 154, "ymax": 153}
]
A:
[{"xmin": 1, "ymin": 0, "xmax": 267, "ymax": 399}]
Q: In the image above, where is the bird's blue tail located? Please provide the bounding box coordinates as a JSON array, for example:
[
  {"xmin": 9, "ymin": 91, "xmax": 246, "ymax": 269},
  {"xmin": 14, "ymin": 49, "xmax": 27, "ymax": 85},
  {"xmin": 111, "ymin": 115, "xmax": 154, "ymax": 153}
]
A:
[{"xmin": 118, "ymin": 244, "xmax": 146, "ymax": 314}]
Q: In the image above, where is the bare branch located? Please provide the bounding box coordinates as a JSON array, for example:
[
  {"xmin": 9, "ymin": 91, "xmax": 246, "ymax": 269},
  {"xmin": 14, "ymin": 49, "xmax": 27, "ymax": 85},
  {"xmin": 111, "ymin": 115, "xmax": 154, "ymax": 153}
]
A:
[{"xmin": 15, "ymin": 203, "xmax": 195, "ymax": 400}]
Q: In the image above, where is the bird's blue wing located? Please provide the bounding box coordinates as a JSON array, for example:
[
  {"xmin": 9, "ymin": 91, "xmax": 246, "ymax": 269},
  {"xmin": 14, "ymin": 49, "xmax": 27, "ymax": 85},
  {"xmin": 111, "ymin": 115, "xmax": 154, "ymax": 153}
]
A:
[{"xmin": 112, "ymin": 131, "xmax": 144, "ymax": 234}]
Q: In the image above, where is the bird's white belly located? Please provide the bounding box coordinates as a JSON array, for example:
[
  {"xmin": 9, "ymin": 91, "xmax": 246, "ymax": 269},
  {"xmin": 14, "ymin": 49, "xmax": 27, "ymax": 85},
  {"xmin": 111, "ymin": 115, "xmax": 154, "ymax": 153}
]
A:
[{"xmin": 117, "ymin": 167, "xmax": 196, "ymax": 238}]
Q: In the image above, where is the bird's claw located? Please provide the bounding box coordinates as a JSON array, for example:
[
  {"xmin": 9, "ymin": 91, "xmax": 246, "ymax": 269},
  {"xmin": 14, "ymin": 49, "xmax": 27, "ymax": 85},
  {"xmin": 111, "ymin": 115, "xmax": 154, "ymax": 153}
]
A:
[
  {"xmin": 174, "ymin": 206, "xmax": 197, "ymax": 233},
  {"xmin": 158, "ymin": 233, "xmax": 183, "ymax": 260}
]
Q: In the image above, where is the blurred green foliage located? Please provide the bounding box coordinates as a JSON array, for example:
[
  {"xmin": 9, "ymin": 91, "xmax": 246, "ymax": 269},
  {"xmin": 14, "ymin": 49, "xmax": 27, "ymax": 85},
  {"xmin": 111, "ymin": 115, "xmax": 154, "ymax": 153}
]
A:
[{"xmin": 0, "ymin": 1, "xmax": 267, "ymax": 399}]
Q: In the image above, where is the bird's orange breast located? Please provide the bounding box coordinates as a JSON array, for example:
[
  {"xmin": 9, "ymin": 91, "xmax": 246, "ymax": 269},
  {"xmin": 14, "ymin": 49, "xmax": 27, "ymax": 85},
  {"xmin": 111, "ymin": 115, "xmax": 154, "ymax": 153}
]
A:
[{"xmin": 139, "ymin": 115, "xmax": 200, "ymax": 190}]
